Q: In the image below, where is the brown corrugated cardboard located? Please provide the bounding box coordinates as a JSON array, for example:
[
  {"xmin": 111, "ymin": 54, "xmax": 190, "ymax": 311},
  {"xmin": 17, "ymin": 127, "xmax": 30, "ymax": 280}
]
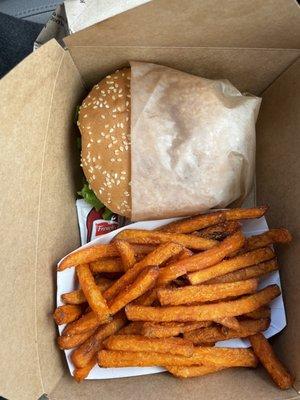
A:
[
  {"xmin": 0, "ymin": 0, "xmax": 300, "ymax": 399},
  {"xmin": 256, "ymin": 58, "xmax": 300, "ymax": 392},
  {"xmin": 0, "ymin": 39, "xmax": 86, "ymax": 400},
  {"xmin": 66, "ymin": 46, "xmax": 299, "ymax": 94},
  {"xmin": 64, "ymin": 0, "xmax": 300, "ymax": 49}
]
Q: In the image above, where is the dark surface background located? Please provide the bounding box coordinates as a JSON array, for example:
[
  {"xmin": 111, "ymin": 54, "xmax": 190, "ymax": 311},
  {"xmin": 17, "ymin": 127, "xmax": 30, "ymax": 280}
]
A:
[{"xmin": 0, "ymin": 12, "xmax": 43, "ymax": 78}]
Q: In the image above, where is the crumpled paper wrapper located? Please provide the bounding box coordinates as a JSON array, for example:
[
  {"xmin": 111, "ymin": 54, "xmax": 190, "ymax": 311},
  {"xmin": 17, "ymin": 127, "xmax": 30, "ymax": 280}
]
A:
[{"xmin": 130, "ymin": 61, "xmax": 261, "ymax": 221}]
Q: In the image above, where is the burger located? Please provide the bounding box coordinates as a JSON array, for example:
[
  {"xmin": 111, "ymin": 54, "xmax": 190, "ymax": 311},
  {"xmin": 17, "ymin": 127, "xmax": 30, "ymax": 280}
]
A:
[{"xmin": 77, "ymin": 68, "xmax": 132, "ymax": 218}]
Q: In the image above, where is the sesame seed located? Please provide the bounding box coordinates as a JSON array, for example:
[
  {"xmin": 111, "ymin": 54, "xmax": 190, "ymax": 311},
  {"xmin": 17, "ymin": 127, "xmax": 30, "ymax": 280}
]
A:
[
  {"xmin": 109, "ymin": 86, "xmax": 114, "ymax": 90},
  {"xmin": 97, "ymin": 139, "xmax": 101, "ymax": 143},
  {"xmin": 119, "ymin": 146, "xmax": 124, "ymax": 151},
  {"xmin": 126, "ymin": 94, "xmax": 131, "ymax": 98},
  {"xmin": 93, "ymin": 106, "xmax": 97, "ymax": 109},
  {"xmin": 127, "ymin": 76, "xmax": 131, "ymax": 80},
  {"xmin": 112, "ymin": 95, "xmax": 116, "ymax": 100},
  {"xmin": 92, "ymin": 157, "xmax": 96, "ymax": 162},
  {"xmin": 118, "ymin": 89, "xmax": 123, "ymax": 94},
  {"xmin": 125, "ymin": 101, "xmax": 129, "ymax": 107},
  {"xmin": 97, "ymin": 155, "xmax": 101, "ymax": 159},
  {"xmin": 120, "ymin": 176, "xmax": 125, "ymax": 180},
  {"xmin": 113, "ymin": 140, "xmax": 118, "ymax": 144},
  {"xmin": 109, "ymin": 128, "xmax": 114, "ymax": 133},
  {"xmin": 110, "ymin": 158, "xmax": 115, "ymax": 162},
  {"xmin": 108, "ymin": 143, "xmax": 113, "ymax": 148},
  {"xmin": 92, "ymin": 174, "xmax": 96, "ymax": 180},
  {"xmin": 117, "ymin": 158, "xmax": 122, "ymax": 162},
  {"xmin": 118, "ymin": 94, "xmax": 123, "ymax": 98},
  {"xmin": 101, "ymin": 115, "xmax": 105, "ymax": 119},
  {"xmin": 83, "ymin": 114, "xmax": 88, "ymax": 118},
  {"xmin": 87, "ymin": 143, "xmax": 91, "ymax": 148},
  {"xmin": 105, "ymin": 105, "xmax": 110, "ymax": 109},
  {"xmin": 114, "ymin": 150, "xmax": 119, "ymax": 155},
  {"xmin": 112, "ymin": 115, "xmax": 117, "ymax": 118},
  {"xmin": 101, "ymin": 132, "xmax": 105, "ymax": 137},
  {"xmin": 116, "ymin": 180, "xmax": 120, "ymax": 185},
  {"xmin": 115, "ymin": 83, "xmax": 119, "ymax": 88}
]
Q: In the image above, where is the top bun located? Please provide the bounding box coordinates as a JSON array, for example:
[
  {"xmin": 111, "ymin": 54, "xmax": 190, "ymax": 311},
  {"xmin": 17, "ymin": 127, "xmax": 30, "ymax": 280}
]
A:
[{"xmin": 78, "ymin": 68, "xmax": 131, "ymax": 217}]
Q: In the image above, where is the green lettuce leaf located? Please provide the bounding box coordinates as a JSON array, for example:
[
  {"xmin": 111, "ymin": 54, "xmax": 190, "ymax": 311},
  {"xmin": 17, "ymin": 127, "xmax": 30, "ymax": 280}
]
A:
[{"xmin": 77, "ymin": 183, "xmax": 104, "ymax": 211}]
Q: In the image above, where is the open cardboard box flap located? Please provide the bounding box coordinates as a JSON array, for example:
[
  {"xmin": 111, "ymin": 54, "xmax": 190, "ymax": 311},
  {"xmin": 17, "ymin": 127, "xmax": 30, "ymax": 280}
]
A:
[{"xmin": 0, "ymin": 1, "xmax": 299, "ymax": 399}]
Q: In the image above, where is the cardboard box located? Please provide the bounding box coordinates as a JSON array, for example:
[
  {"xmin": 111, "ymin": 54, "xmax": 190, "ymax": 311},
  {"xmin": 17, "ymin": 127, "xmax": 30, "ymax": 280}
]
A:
[{"xmin": 0, "ymin": 1, "xmax": 299, "ymax": 399}]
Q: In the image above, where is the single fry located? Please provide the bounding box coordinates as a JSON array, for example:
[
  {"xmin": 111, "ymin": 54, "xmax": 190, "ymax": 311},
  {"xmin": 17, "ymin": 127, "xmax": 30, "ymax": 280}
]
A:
[
  {"xmin": 244, "ymin": 307, "xmax": 271, "ymax": 320},
  {"xmin": 185, "ymin": 318, "xmax": 270, "ymax": 344},
  {"xmin": 63, "ymin": 310, "xmax": 109, "ymax": 336},
  {"xmin": 118, "ymin": 322, "xmax": 144, "ymax": 335},
  {"xmin": 108, "ymin": 267, "xmax": 159, "ymax": 315},
  {"xmin": 57, "ymin": 328, "xmax": 97, "ymax": 350},
  {"xmin": 125, "ymin": 285, "xmax": 280, "ymax": 322},
  {"xmin": 105, "ymin": 334, "xmax": 194, "ymax": 357},
  {"xmin": 158, "ymin": 212, "xmax": 226, "ymax": 233},
  {"xmin": 206, "ymin": 259, "xmax": 278, "ymax": 284},
  {"xmin": 158, "ymin": 231, "xmax": 245, "ymax": 285},
  {"xmin": 159, "ymin": 206, "xmax": 268, "ymax": 234},
  {"xmin": 142, "ymin": 321, "xmax": 212, "ymax": 338},
  {"xmin": 98, "ymin": 347, "xmax": 257, "ymax": 368},
  {"xmin": 188, "ymin": 247, "xmax": 275, "ymax": 285},
  {"xmin": 194, "ymin": 221, "xmax": 241, "ymax": 240},
  {"xmin": 73, "ymin": 356, "xmax": 97, "ymax": 382},
  {"xmin": 132, "ymin": 244, "xmax": 157, "ymax": 255},
  {"xmin": 61, "ymin": 277, "xmax": 113, "ymax": 305},
  {"xmin": 71, "ymin": 313, "xmax": 126, "ymax": 368},
  {"xmin": 76, "ymin": 264, "xmax": 110, "ymax": 321},
  {"xmin": 157, "ymin": 279, "xmax": 258, "ymax": 305},
  {"xmin": 90, "ymin": 258, "xmax": 123, "ymax": 274},
  {"xmin": 135, "ymin": 288, "xmax": 158, "ymax": 306},
  {"xmin": 243, "ymin": 228, "xmax": 292, "ymax": 252},
  {"xmin": 249, "ymin": 333, "xmax": 294, "ymax": 389},
  {"xmin": 166, "ymin": 365, "xmax": 228, "ymax": 378},
  {"xmin": 223, "ymin": 206, "xmax": 268, "ymax": 221},
  {"xmin": 58, "ymin": 243, "xmax": 118, "ymax": 270},
  {"xmin": 115, "ymin": 229, "xmax": 217, "ymax": 251},
  {"xmin": 114, "ymin": 240, "xmax": 137, "ymax": 271},
  {"xmin": 214, "ymin": 317, "xmax": 241, "ymax": 330},
  {"xmin": 53, "ymin": 304, "xmax": 83, "ymax": 325},
  {"xmin": 103, "ymin": 242, "xmax": 183, "ymax": 301}
]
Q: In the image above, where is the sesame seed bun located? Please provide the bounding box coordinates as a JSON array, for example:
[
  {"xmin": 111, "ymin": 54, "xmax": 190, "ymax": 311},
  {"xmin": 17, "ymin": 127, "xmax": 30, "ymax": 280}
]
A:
[{"xmin": 78, "ymin": 68, "xmax": 131, "ymax": 217}]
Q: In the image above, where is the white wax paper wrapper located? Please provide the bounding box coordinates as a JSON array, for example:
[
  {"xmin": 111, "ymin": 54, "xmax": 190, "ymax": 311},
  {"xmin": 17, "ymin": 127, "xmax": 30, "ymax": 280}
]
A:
[
  {"xmin": 130, "ymin": 62, "xmax": 261, "ymax": 221},
  {"xmin": 57, "ymin": 215, "xmax": 286, "ymax": 379}
]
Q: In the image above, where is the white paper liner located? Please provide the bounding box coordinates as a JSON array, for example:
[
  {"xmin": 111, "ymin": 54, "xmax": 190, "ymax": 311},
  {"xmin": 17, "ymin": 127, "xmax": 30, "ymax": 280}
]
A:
[{"xmin": 57, "ymin": 215, "xmax": 286, "ymax": 379}]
